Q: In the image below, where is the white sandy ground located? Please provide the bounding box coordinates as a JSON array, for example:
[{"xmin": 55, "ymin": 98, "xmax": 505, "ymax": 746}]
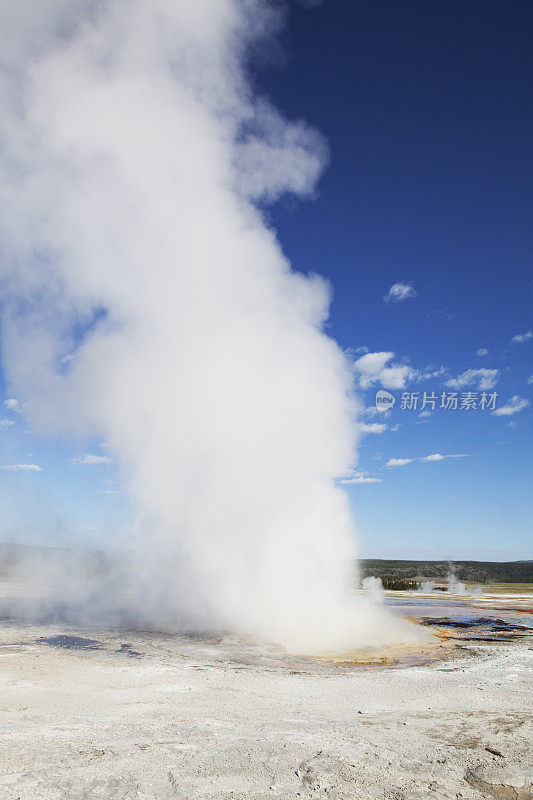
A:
[{"xmin": 0, "ymin": 614, "xmax": 531, "ymax": 800}]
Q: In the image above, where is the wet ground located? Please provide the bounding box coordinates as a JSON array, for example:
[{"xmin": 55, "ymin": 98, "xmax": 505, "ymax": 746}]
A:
[
  {"xmin": 0, "ymin": 588, "xmax": 532, "ymax": 799},
  {"xmin": 418, "ymin": 616, "xmax": 530, "ymax": 642},
  {"xmin": 385, "ymin": 594, "xmax": 533, "ymax": 646},
  {"xmin": 2, "ymin": 587, "xmax": 532, "ymax": 671}
]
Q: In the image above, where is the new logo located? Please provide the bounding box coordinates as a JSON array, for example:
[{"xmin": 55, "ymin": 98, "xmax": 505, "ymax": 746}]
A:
[{"xmin": 375, "ymin": 389, "xmax": 396, "ymax": 411}]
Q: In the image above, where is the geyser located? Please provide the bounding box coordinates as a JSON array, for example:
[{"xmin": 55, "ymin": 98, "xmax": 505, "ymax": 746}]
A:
[{"xmin": 0, "ymin": 0, "xmax": 415, "ymax": 652}]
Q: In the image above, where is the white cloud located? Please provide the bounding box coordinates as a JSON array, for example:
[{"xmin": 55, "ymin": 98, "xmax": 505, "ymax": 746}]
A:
[
  {"xmin": 512, "ymin": 331, "xmax": 533, "ymax": 344},
  {"xmin": 527, "ymin": 375, "xmax": 533, "ymax": 385},
  {"xmin": 345, "ymin": 476, "xmax": 381, "ymax": 484},
  {"xmin": 344, "ymin": 345, "xmax": 369, "ymax": 359},
  {"xmin": 420, "ymin": 453, "xmax": 468, "ymax": 462},
  {"xmin": 0, "ymin": 419, "xmax": 15, "ymax": 428},
  {"xmin": 418, "ymin": 410, "xmax": 432, "ymax": 418},
  {"xmin": 445, "ymin": 368, "xmax": 499, "ymax": 391},
  {"xmin": 492, "ymin": 396, "xmax": 530, "ymax": 417},
  {"xmin": 416, "ymin": 366, "xmax": 448, "ymax": 383},
  {"xmin": 385, "ymin": 458, "xmax": 413, "ymax": 468},
  {"xmin": 383, "ymin": 282, "xmax": 417, "ymax": 303},
  {"xmin": 475, "ymin": 348, "xmax": 489, "ymax": 357},
  {"xmin": 340, "ymin": 471, "xmax": 382, "ymax": 485},
  {"xmin": 352, "ymin": 352, "xmax": 414, "ymax": 390},
  {"xmin": 4, "ymin": 398, "xmax": 20, "ymax": 412},
  {"xmin": 354, "ymin": 351, "xmax": 393, "ymax": 376},
  {"xmin": 0, "ymin": 463, "xmax": 41, "ymax": 471},
  {"xmin": 361, "ymin": 406, "xmax": 389, "ymax": 418},
  {"xmin": 359, "ymin": 422, "xmax": 387, "ymax": 435},
  {"xmin": 379, "ymin": 365, "xmax": 415, "ymax": 389},
  {"xmin": 386, "ymin": 453, "xmax": 468, "ymax": 467},
  {"xmin": 352, "ymin": 354, "xmax": 446, "ymax": 391},
  {"xmin": 72, "ymin": 453, "xmax": 113, "ymax": 465}
]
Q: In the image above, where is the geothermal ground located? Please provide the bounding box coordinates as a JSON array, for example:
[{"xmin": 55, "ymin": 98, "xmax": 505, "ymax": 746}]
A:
[{"xmin": 0, "ymin": 588, "xmax": 532, "ymax": 800}]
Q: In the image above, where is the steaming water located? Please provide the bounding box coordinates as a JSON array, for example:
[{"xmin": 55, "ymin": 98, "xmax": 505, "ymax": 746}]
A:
[
  {"xmin": 386, "ymin": 595, "xmax": 532, "ymax": 625},
  {"xmin": 0, "ymin": 1, "xmax": 418, "ymax": 653}
]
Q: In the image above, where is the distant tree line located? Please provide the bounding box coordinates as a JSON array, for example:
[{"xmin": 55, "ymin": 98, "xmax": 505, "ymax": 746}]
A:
[
  {"xmin": 379, "ymin": 578, "xmax": 419, "ymax": 591},
  {"xmin": 360, "ymin": 559, "xmax": 532, "ymax": 584}
]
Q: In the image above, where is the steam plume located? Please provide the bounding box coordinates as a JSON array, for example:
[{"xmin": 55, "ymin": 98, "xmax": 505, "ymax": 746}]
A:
[{"xmin": 0, "ymin": 1, "xmax": 415, "ymax": 652}]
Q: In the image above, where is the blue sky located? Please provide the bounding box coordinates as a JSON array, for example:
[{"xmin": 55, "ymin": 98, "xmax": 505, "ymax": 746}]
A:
[
  {"xmin": 1, "ymin": 0, "xmax": 532, "ymax": 560},
  {"xmin": 260, "ymin": 0, "xmax": 533, "ymax": 559}
]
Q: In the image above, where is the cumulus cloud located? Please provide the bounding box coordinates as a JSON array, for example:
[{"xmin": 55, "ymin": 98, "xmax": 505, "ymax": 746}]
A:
[
  {"xmin": 385, "ymin": 458, "xmax": 413, "ymax": 467},
  {"xmin": 352, "ymin": 352, "xmax": 414, "ymax": 390},
  {"xmin": 340, "ymin": 471, "xmax": 382, "ymax": 485},
  {"xmin": 420, "ymin": 453, "xmax": 468, "ymax": 462},
  {"xmin": 475, "ymin": 348, "xmax": 489, "ymax": 357},
  {"xmin": 344, "ymin": 476, "xmax": 382, "ymax": 484},
  {"xmin": 0, "ymin": 419, "xmax": 15, "ymax": 428},
  {"xmin": 528, "ymin": 375, "xmax": 533, "ymax": 385},
  {"xmin": 361, "ymin": 406, "xmax": 389, "ymax": 418},
  {"xmin": 71, "ymin": 454, "xmax": 113, "ymax": 466},
  {"xmin": 383, "ymin": 282, "xmax": 417, "ymax": 304},
  {"xmin": 359, "ymin": 422, "xmax": 387, "ymax": 434},
  {"xmin": 345, "ymin": 345, "xmax": 369, "ymax": 357},
  {"xmin": 492, "ymin": 396, "xmax": 530, "ymax": 417},
  {"xmin": 512, "ymin": 331, "xmax": 533, "ymax": 344},
  {"xmin": 4, "ymin": 398, "xmax": 21, "ymax": 412},
  {"xmin": 0, "ymin": 464, "xmax": 42, "ymax": 471},
  {"xmin": 350, "ymin": 354, "xmax": 446, "ymax": 390},
  {"xmin": 445, "ymin": 368, "xmax": 499, "ymax": 391},
  {"xmin": 416, "ymin": 366, "xmax": 448, "ymax": 383},
  {"xmin": 386, "ymin": 454, "xmax": 468, "ymax": 467}
]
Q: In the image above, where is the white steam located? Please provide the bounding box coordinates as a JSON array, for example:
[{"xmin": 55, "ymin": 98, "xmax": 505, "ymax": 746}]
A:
[
  {"xmin": 446, "ymin": 565, "xmax": 482, "ymax": 597},
  {"xmin": 0, "ymin": 0, "xmax": 417, "ymax": 653},
  {"xmin": 361, "ymin": 576, "xmax": 385, "ymax": 603}
]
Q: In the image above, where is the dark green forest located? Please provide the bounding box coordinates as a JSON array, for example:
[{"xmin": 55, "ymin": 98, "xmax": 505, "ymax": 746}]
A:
[{"xmin": 361, "ymin": 559, "xmax": 532, "ymax": 584}]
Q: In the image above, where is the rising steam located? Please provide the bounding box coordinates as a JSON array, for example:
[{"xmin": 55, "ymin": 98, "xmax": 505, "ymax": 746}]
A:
[{"xmin": 0, "ymin": 0, "xmax": 416, "ymax": 652}]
